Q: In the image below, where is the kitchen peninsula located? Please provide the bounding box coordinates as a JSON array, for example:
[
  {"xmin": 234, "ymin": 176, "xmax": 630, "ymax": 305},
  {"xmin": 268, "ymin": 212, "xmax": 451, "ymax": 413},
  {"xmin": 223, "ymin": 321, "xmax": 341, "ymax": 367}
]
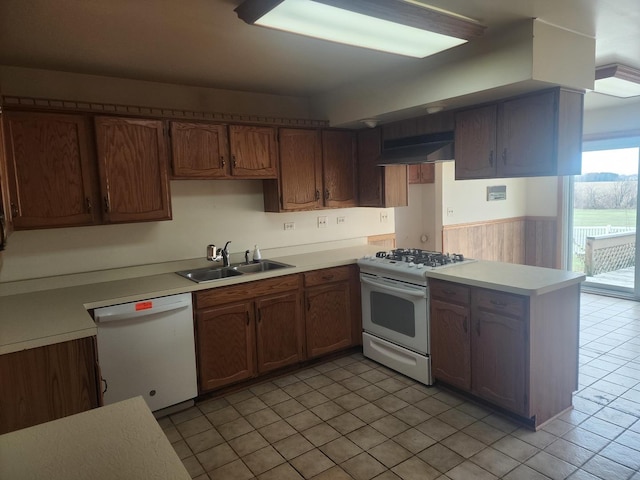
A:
[{"xmin": 0, "ymin": 245, "xmax": 584, "ymax": 434}]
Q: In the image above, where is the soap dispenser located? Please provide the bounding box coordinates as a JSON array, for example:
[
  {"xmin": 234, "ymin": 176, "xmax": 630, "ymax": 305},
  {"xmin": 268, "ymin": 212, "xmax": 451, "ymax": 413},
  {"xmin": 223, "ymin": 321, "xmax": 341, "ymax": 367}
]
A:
[{"xmin": 252, "ymin": 245, "xmax": 262, "ymax": 262}]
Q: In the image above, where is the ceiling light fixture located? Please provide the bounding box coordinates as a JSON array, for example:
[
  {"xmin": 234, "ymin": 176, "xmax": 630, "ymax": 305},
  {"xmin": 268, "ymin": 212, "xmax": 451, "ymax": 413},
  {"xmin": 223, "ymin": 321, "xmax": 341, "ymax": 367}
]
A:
[
  {"xmin": 594, "ymin": 64, "xmax": 640, "ymax": 98},
  {"xmin": 361, "ymin": 118, "xmax": 378, "ymax": 128},
  {"xmin": 234, "ymin": 0, "xmax": 485, "ymax": 59}
]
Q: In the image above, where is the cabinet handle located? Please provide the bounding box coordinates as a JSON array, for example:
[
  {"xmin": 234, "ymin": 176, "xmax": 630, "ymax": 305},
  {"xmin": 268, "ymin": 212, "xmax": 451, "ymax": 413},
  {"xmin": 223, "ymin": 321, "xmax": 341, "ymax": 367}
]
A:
[
  {"xmin": 257, "ymin": 310, "xmax": 261, "ymax": 323},
  {"xmin": 10, "ymin": 202, "xmax": 18, "ymax": 218},
  {"xmin": 324, "ymin": 189, "xmax": 330, "ymax": 200},
  {"xmin": 488, "ymin": 150, "xmax": 494, "ymax": 167},
  {"xmin": 315, "ymin": 190, "xmax": 320, "ymax": 201},
  {"xmin": 502, "ymin": 148, "xmax": 507, "ymax": 165},
  {"xmin": 246, "ymin": 311, "xmax": 250, "ymax": 325},
  {"xmin": 232, "ymin": 154, "xmax": 237, "ymax": 168},
  {"xmin": 103, "ymin": 196, "xmax": 110, "ymax": 213},
  {"xmin": 101, "ymin": 378, "xmax": 108, "ymax": 394},
  {"xmin": 86, "ymin": 197, "xmax": 92, "ymax": 214},
  {"xmin": 220, "ymin": 155, "xmax": 225, "ymax": 168},
  {"xmin": 0, "ymin": 207, "xmax": 6, "ymax": 251},
  {"xmin": 489, "ymin": 300, "xmax": 507, "ymax": 308},
  {"xmin": 462, "ymin": 318, "xmax": 468, "ymax": 333}
]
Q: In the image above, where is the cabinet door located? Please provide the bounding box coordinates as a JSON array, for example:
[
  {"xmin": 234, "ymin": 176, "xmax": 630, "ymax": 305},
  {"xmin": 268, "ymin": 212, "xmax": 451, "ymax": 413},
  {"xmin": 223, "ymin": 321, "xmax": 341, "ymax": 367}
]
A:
[
  {"xmin": 0, "ymin": 115, "xmax": 12, "ymax": 248},
  {"xmin": 408, "ymin": 164, "xmax": 435, "ymax": 184},
  {"xmin": 357, "ymin": 128, "xmax": 408, "ymax": 207},
  {"xmin": 279, "ymin": 128, "xmax": 322, "ymax": 210},
  {"xmin": 305, "ymin": 281, "xmax": 352, "ymax": 358},
  {"xmin": 170, "ymin": 121, "xmax": 229, "ymax": 178},
  {"xmin": 454, "ymin": 105, "xmax": 497, "ymax": 180},
  {"xmin": 430, "ymin": 299, "xmax": 471, "ymax": 390},
  {"xmin": 0, "ymin": 337, "xmax": 99, "ymax": 434},
  {"xmin": 94, "ymin": 117, "xmax": 171, "ymax": 223},
  {"xmin": 229, "ymin": 125, "xmax": 278, "ymax": 178},
  {"xmin": 322, "ymin": 130, "xmax": 357, "ymax": 208},
  {"xmin": 498, "ymin": 90, "xmax": 556, "ymax": 177},
  {"xmin": 255, "ymin": 291, "xmax": 304, "ymax": 373},
  {"xmin": 471, "ymin": 310, "xmax": 527, "ymax": 415},
  {"xmin": 196, "ymin": 302, "xmax": 256, "ymax": 392},
  {"xmin": 3, "ymin": 111, "xmax": 98, "ymax": 229}
]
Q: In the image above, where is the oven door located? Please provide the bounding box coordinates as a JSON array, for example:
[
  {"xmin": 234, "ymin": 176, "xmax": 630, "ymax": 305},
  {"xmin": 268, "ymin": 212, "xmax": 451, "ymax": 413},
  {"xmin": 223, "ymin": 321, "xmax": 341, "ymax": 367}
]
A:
[{"xmin": 360, "ymin": 272, "xmax": 429, "ymax": 354}]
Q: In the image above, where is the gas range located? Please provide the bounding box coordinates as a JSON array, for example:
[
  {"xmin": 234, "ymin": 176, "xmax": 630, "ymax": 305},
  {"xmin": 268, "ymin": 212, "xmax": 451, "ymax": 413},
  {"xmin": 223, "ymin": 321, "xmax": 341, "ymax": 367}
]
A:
[{"xmin": 357, "ymin": 248, "xmax": 475, "ymax": 284}]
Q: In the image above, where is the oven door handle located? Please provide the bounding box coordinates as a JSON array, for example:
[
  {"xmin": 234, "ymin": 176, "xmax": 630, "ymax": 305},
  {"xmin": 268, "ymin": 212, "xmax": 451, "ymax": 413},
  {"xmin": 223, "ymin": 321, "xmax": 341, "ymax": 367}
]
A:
[{"xmin": 361, "ymin": 277, "xmax": 426, "ymax": 298}]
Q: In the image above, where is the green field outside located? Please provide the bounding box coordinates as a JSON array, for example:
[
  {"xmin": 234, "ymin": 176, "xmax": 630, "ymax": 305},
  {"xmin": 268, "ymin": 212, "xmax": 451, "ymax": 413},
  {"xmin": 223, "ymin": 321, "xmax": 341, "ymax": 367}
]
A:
[{"xmin": 573, "ymin": 209, "xmax": 636, "ymax": 228}]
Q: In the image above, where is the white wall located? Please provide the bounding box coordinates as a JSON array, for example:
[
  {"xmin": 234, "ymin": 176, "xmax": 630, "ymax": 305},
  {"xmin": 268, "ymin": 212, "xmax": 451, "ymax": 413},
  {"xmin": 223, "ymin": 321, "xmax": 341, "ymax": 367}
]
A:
[{"xmin": 0, "ymin": 180, "xmax": 394, "ymax": 282}]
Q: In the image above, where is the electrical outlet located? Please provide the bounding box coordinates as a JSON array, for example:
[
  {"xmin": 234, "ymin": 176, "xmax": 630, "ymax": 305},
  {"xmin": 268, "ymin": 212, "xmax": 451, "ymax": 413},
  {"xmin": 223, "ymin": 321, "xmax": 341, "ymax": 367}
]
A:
[
  {"xmin": 380, "ymin": 212, "xmax": 389, "ymax": 223},
  {"xmin": 317, "ymin": 216, "xmax": 328, "ymax": 228},
  {"xmin": 447, "ymin": 208, "xmax": 454, "ymax": 217},
  {"xmin": 337, "ymin": 216, "xmax": 346, "ymax": 224},
  {"xmin": 284, "ymin": 222, "xmax": 295, "ymax": 231}
]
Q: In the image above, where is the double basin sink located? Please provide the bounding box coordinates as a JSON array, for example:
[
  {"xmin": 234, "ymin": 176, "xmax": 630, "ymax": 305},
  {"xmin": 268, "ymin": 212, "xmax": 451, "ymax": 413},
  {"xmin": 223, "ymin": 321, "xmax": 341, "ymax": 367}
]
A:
[{"xmin": 176, "ymin": 259, "xmax": 294, "ymax": 283}]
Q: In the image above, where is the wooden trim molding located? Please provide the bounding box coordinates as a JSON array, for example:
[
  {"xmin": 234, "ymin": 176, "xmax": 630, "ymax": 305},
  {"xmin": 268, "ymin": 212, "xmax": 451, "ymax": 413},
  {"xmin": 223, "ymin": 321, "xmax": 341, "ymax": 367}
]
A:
[
  {"xmin": 1, "ymin": 96, "xmax": 329, "ymax": 128},
  {"xmin": 442, "ymin": 216, "xmax": 558, "ymax": 268}
]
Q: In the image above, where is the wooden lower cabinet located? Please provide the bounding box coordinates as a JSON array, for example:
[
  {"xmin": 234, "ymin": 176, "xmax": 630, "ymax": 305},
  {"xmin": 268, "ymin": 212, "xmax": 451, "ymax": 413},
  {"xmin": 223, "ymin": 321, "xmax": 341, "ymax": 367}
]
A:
[
  {"xmin": 194, "ymin": 274, "xmax": 304, "ymax": 393},
  {"xmin": 430, "ymin": 278, "xmax": 579, "ymax": 429},
  {"xmin": 430, "ymin": 298, "xmax": 471, "ymax": 390},
  {"xmin": 0, "ymin": 337, "xmax": 100, "ymax": 434},
  {"xmin": 196, "ymin": 301, "xmax": 256, "ymax": 392},
  {"xmin": 304, "ymin": 266, "xmax": 358, "ymax": 358},
  {"xmin": 255, "ymin": 291, "xmax": 304, "ymax": 374}
]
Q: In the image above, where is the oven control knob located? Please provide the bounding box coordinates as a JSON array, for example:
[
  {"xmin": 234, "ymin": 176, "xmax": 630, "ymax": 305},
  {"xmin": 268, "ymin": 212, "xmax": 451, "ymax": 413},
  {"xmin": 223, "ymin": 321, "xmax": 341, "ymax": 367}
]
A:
[
  {"xmin": 416, "ymin": 263, "xmax": 424, "ymax": 269},
  {"xmin": 408, "ymin": 262, "xmax": 415, "ymax": 268}
]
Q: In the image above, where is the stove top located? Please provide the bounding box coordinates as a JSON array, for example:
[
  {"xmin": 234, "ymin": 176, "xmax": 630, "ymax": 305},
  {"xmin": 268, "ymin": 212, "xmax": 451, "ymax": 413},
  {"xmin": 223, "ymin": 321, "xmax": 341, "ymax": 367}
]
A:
[{"xmin": 358, "ymin": 248, "xmax": 475, "ymax": 282}]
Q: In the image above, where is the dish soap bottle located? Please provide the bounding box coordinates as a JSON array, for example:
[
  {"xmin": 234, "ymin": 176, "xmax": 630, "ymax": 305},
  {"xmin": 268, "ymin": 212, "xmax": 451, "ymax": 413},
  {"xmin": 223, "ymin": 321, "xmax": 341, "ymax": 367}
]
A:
[{"xmin": 253, "ymin": 245, "xmax": 262, "ymax": 262}]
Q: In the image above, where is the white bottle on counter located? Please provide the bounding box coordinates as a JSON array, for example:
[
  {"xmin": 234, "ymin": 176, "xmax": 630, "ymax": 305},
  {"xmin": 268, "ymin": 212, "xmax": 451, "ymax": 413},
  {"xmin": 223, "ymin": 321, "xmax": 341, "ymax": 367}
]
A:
[{"xmin": 253, "ymin": 245, "xmax": 262, "ymax": 261}]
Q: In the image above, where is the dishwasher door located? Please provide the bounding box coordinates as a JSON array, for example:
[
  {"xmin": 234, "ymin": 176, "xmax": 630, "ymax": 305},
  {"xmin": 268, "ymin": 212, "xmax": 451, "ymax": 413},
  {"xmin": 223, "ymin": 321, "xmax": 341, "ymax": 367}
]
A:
[{"xmin": 94, "ymin": 293, "xmax": 198, "ymax": 411}]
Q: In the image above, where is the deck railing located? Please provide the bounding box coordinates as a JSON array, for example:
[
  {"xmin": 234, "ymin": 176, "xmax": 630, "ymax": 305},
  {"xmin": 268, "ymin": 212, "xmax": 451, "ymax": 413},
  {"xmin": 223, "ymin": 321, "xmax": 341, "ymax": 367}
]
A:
[
  {"xmin": 584, "ymin": 231, "xmax": 636, "ymax": 276},
  {"xmin": 573, "ymin": 225, "xmax": 635, "ymax": 257}
]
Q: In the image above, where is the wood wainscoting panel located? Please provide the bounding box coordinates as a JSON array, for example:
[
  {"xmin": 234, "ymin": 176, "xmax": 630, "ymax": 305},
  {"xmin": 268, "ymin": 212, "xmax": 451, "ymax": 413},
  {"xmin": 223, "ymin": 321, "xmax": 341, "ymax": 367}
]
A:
[
  {"xmin": 443, "ymin": 217, "xmax": 557, "ymax": 268},
  {"xmin": 367, "ymin": 234, "xmax": 396, "ymax": 250}
]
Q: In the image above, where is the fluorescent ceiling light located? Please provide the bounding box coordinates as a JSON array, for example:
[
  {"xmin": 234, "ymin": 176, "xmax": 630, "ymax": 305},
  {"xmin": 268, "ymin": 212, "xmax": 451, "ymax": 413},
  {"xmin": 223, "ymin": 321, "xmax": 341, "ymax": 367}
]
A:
[
  {"xmin": 235, "ymin": 0, "xmax": 485, "ymax": 59},
  {"xmin": 594, "ymin": 64, "xmax": 640, "ymax": 98}
]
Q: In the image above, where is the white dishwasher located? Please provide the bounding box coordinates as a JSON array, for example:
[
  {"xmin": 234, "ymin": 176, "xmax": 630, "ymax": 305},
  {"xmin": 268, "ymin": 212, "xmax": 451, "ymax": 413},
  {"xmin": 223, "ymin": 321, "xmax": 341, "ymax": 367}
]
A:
[{"xmin": 94, "ymin": 293, "xmax": 198, "ymax": 412}]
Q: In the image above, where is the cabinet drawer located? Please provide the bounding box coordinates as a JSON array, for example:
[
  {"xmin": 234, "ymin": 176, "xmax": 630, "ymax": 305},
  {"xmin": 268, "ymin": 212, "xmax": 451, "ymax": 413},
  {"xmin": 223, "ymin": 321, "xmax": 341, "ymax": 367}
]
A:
[
  {"xmin": 475, "ymin": 289, "xmax": 527, "ymax": 318},
  {"xmin": 429, "ymin": 280, "xmax": 470, "ymax": 305},
  {"xmin": 304, "ymin": 266, "xmax": 351, "ymax": 287},
  {"xmin": 195, "ymin": 274, "xmax": 301, "ymax": 309}
]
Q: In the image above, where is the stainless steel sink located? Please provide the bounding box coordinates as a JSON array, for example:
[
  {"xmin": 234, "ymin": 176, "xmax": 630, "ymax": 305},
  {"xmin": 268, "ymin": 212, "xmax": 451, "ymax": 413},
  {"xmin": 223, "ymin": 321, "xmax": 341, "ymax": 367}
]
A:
[
  {"xmin": 176, "ymin": 266, "xmax": 243, "ymax": 283},
  {"xmin": 232, "ymin": 259, "xmax": 293, "ymax": 274},
  {"xmin": 176, "ymin": 259, "xmax": 294, "ymax": 283}
]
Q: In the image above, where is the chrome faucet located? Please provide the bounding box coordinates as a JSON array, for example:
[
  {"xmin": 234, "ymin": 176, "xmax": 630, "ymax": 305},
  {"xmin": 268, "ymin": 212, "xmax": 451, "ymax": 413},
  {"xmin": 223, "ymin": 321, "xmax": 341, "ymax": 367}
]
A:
[{"xmin": 206, "ymin": 241, "xmax": 231, "ymax": 266}]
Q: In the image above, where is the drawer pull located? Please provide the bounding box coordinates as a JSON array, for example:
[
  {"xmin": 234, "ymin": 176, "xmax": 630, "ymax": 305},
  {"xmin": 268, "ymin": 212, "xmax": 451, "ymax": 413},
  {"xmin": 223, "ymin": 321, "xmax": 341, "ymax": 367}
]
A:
[
  {"xmin": 490, "ymin": 300, "xmax": 507, "ymax": 308},
  {"xmin": 322, "ymin": 275, "xmax": 334, "ymax": 281}
]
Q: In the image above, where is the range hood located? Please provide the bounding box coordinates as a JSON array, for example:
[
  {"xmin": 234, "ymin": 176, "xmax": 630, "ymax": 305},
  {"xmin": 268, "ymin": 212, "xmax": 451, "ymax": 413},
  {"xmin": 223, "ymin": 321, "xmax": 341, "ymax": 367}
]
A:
[{"xmin": 378, "ymin": 131, "xmax": 454, "ymax": 165}]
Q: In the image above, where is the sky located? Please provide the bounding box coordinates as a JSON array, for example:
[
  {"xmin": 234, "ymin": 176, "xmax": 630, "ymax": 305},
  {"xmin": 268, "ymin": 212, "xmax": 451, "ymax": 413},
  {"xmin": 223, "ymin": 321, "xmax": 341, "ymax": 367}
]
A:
[{"xmin": 581, "ymin": 147, "xmax": 639, "ymax": 175}]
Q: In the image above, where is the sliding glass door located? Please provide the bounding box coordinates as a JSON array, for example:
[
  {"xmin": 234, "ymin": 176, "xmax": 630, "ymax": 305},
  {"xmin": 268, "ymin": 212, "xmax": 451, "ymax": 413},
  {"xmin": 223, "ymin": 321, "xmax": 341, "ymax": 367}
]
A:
[{"xmin": 567, "ymin": 140, "xmax": 639, "ymax": 297}]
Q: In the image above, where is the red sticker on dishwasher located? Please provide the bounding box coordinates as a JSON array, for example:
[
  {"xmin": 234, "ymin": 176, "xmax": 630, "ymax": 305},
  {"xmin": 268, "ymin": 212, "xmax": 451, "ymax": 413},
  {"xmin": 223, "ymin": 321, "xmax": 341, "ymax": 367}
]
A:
[{"xmin": 135, "ymin": 301, "xmax": 153, "ymax": 311}]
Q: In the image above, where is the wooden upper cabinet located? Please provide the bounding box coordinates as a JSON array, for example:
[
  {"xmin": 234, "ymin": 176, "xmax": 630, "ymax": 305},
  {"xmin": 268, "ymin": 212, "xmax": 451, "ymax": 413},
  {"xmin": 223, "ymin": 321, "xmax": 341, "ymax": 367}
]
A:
[
  {"xmin": 408, "ymin": 164, "xmax": 435, "ymax": 184},
  {"xmin": 357, "ymin": 128, "xmax": 408, "ymax": 207},
  {"xmin": 455, "ymin": 88, "xmax": 583, "ymax": 180},
  {"xmin": 454, "ymin": 104, "xmax": 498, "ymax": 180},
  {"xmin": 170, "ymin": 121, "xmax": 229, "ymax": 178},
  {"xmin": 94, "ymin": 116, "xmax": 171, "ymax": 223},
  {"xmin": 322, "ymin": 130, "xmax": 357, "ymax": 208},
  {"xmin": 229, "ymin": 125, "xmax": 278, "ymax": 178},
  {"xmin": 279, "ymin": 128, "xmax": 323, "ymax": 211},
  {"xmin": 3, "ymin": 111, "xmax": 99, "ymax": 229}
]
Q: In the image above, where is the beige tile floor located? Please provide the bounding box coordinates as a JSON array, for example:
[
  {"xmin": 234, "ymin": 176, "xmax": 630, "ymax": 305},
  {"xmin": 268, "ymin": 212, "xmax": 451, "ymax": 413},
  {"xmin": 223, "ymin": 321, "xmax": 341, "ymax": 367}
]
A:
[{"xmin": 159, "ymin": 293, "xmax": 640, "ymax": 479}]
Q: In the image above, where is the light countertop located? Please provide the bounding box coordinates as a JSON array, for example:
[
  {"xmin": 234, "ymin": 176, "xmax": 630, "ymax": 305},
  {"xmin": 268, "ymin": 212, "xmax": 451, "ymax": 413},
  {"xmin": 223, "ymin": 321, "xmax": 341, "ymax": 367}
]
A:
[
  {"xmin": 0, "ymin": 396, "xmax": 190, "ymax": 480},
  {"xmin": 0, "ymin": 245, "xmax": 380, "ymax": 355},
  {"xmin": 426, "ymin": 260, "xmax": 586, "ymax": 296},
  {"xmin": 0, "ymin": 246, "xmax": 585, "ymax": 355}
]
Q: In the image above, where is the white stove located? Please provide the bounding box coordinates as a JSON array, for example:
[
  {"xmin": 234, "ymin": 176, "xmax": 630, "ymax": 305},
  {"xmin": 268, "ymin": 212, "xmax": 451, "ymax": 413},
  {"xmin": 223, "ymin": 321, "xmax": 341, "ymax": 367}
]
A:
[
  {"xmin": 358, "ymin": 249, "xmax": 475, "ymax": 284},
  {"xmin": 358, "ymin": 248, "xmax": 474, "ymax": 385}
]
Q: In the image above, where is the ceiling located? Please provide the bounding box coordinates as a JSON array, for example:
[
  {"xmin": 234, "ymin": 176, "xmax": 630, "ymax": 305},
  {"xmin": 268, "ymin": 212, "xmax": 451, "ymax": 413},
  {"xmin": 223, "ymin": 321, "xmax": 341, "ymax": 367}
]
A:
[{"xmin": 1, "ymin": 0, "xmax": 639, "ymax": 115}]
